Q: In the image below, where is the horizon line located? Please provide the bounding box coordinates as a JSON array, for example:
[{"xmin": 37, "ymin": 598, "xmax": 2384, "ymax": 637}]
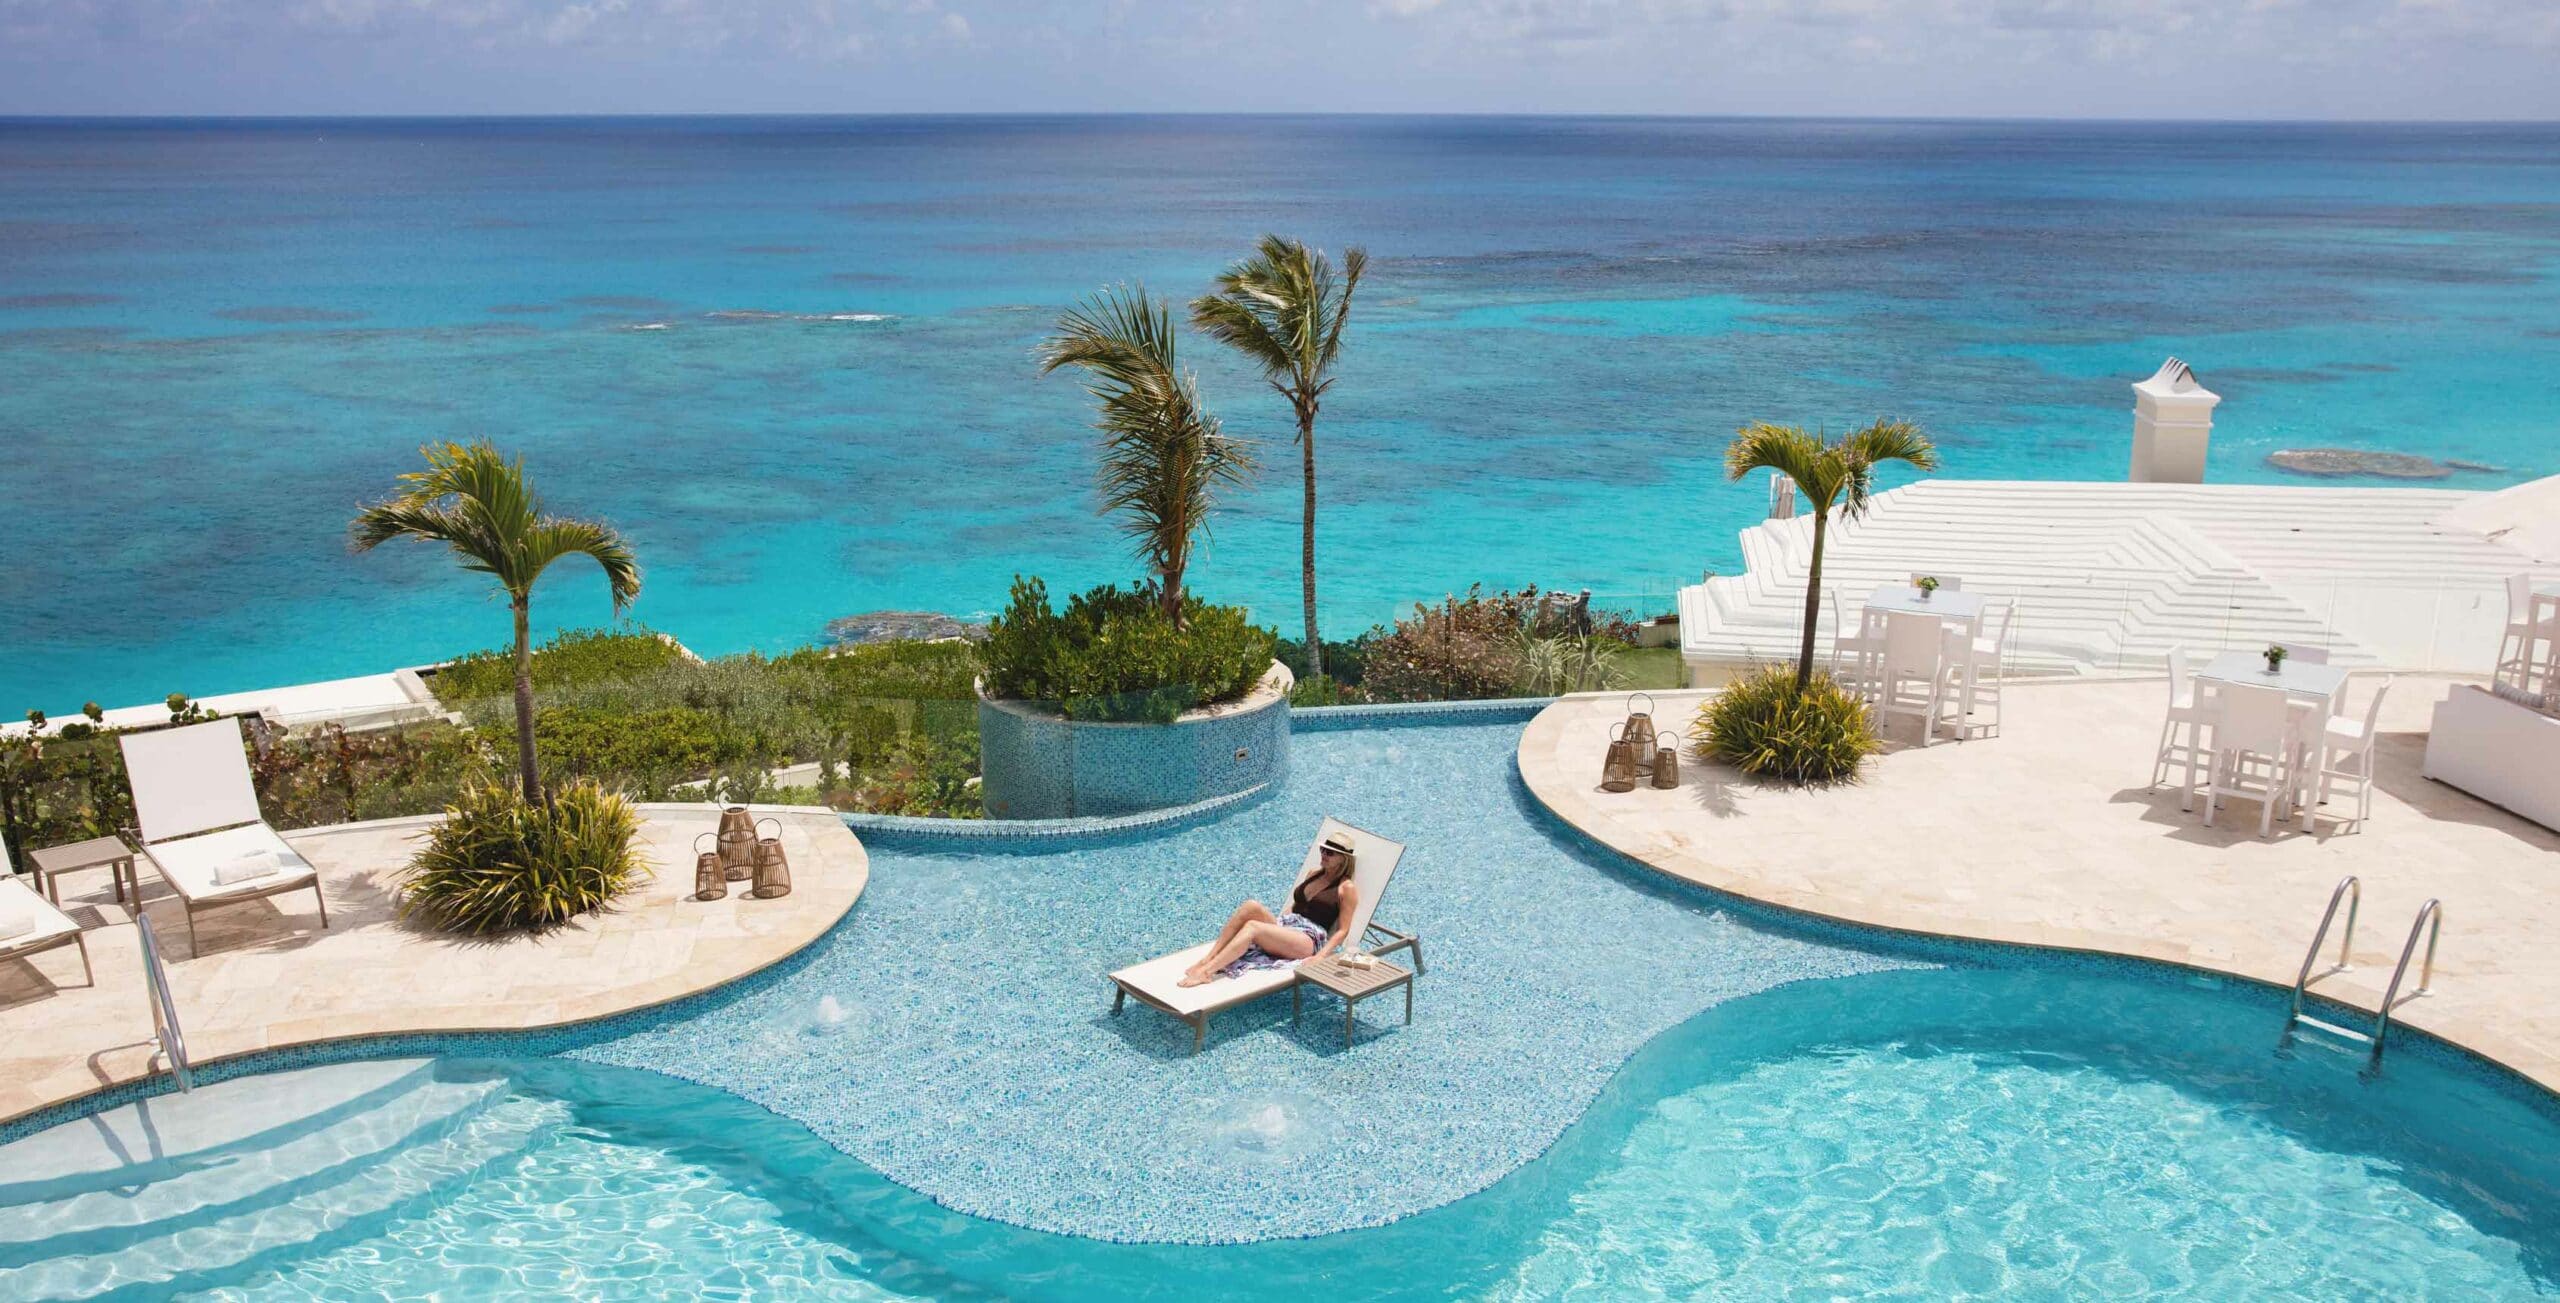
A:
[{"xmin": 2, "ymin": 110, "xmax": 2557, "ymax": 128}]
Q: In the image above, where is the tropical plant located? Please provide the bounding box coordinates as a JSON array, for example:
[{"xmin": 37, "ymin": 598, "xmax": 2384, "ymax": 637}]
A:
[
  {"xmin": 398, "ymin": 772, "xmax": 646, "ymax": 935},
  {"xmin": 1724, "ymin": 420, "xmax": 1939, "ymax": 694},
  {"xmin": 352, "ymin": 441, "xmax": 642, "ymax": 802},
  {"xmin": 1517, "ymin": 633, "xmax": 1627, "ymax": 696},
  {"xmin": 1695, "ymin": 665, "xmax": 1880, "ymax": 785},
  {"xmin": 1038, "ymin": 285, "xmax": 1252, "ymax": 627},
  {"xmin": 1191, "ymin": 236, "xmax": 1367, "ymax": 681},
  {"xmin": 979, "ymin": 577, "xmax": 1276, "ymax": 723}
]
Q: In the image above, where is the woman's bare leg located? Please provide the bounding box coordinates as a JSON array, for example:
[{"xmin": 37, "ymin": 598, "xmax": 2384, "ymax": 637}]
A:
[
  {"xmin": 1184, "ymin": 901, "xmax": 1273, "ymax": 980},
  {"xmin": 1179, "ymin": 921, "xmax": 1316, "ymax": 987}
]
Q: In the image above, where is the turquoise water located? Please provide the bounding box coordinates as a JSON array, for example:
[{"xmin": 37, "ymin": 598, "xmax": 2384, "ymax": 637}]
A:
[
  {"xmin": 4, "ymin": 117, "xmax": 2559, "ymax": 710},
  {"xmin": 8, "ymin": 970, "xmax": 2557, "ymax": 1300},
  {"xmin": 2, "ymin": 716, "xmax": 2557, "ymax": 1296}
]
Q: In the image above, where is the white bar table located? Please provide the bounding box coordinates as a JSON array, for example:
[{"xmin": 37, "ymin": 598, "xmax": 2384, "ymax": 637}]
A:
[
  {"xmin": 1860, "ymin": 585, "xmax": 1985, "ymax": 738},
  {"xmin": 2194, "ymin": 650, "xmax": 2350, "ymax": 817}
]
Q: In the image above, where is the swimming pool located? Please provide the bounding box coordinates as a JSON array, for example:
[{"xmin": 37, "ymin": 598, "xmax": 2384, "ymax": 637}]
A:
[{"xmin": 2, "ymin": 716, "xmax": 2556, "ymax": 1297}]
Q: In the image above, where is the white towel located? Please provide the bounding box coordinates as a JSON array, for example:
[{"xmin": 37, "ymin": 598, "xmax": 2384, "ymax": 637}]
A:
[
  {"xmin": 212, "ymin": 850, "xmax": 285, "ymax": 886},
  {"xmin": 0, "ymin": 909, "xmax": 36, "ymax": 942}
]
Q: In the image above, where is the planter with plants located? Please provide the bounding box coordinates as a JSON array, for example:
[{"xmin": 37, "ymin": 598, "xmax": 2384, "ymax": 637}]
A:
[
  {"xmin": 2263, "ymin": 643, "xmax": 2290, "ymax": 674},
  {"xmin": 972, "ymin": 285, "xmax": 1292, "ymax": 819}
]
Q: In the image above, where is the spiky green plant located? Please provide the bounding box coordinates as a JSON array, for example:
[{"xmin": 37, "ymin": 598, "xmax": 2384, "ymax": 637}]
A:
[
  {"xmin": 1038, "ymin": 285, "xmax": 1252, "ymax": 628},
  {"xmin": 1694, "ymin": 665, "xmax": 1880, "ymax": 785},
  {"xmin": 398, "ymin": 773, "xmax": 645, "ymax": 935},
  {"xmin": 1190, "ymin": 236, "xmax": 1367, "ymax": 681},
  {"xmin": 352, "ymin": 441, "xmax": 641, "ymax": 801},
  {"xmin": 1723, "ymin": 419, "xmax": 1938, "ymax": 694}
]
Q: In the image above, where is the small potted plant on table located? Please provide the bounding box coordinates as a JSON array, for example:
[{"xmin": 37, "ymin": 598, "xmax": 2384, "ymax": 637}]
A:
[
  {"xmin": 2263, "ymin": 643, "xmax": 2289, "ymax": 674},
  {"xmin": 1914, "ymin": 576, "xmax": 1940, "ymax": 600}
]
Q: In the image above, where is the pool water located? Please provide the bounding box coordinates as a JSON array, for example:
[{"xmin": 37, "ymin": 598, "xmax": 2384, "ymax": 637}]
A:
[
  {"xmin": 2, "ymin": 716, "xmax": 2557, "ymax": 1297},
  {"xmin": 7, "ymin": 968, "xmax": 2554, "ymax": 1300}
]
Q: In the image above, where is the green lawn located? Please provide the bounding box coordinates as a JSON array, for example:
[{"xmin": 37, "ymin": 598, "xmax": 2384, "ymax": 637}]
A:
[{"xmin": 1617, "ymin": 646, "xmax": 1687, "ymax": 690}]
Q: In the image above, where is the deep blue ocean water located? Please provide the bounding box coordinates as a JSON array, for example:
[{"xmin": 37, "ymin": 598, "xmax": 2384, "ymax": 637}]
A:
[{"xmin": 2, "ymin": 116, "xmax": 2556, "ymax": 710}]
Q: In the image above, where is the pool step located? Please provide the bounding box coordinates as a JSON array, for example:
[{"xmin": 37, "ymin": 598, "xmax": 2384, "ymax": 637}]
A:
[
  {"xmin": 2288, "ymin": 1014, "xmax": 2373, "ymax": 1046},
  {"xmin": 0, "ymin": 1081, "xmax": 568, "ymax": 1300}
]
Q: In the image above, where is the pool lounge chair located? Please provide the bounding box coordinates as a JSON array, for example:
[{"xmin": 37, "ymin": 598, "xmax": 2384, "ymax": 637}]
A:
[
  {"xmin": 118, "ymin": 719, "xmax": 329, "ymax": 957},
  {"xmin": 0, "ymin": 868, "xmax": 93, "ymax": 989},
  {"xmin": 1108, "ymin": 818, "xmax": 1416, "ymax": 1053}
]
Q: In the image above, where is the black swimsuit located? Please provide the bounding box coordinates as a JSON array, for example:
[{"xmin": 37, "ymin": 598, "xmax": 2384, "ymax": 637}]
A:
[{"xmin": 1290, "ymin": 874, "xmax": 1345, "ymax": 937}]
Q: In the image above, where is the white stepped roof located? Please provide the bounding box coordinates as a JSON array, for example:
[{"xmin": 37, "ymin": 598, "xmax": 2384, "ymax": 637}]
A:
[{"xmin": 1681, "ymin": 479, "xmax": 2542, "ymax": 675}]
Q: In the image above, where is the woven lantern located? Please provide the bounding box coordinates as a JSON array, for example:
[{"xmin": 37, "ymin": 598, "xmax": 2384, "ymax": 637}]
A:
[
  {"xmin": 1649, "ymin": 730, "xmax": 1683, "ymax": 789},
  {"xmin": 750, "ymin": 817, "xmax": 793, "ymax": 899},
  {"xmin": 1601, "ymin": 725, "xmax": 1640, "ymax": 793},
  {"xmin": 715, "ymin": 805, "xmax": 757, "ymax": 882},
  {"xmin": 1620, "ymin": 692, "xmax": 1658, "ymax": 770},
  {"xmin": 691, "ymin": 834, "xmax": 728, "ymax": 901}
]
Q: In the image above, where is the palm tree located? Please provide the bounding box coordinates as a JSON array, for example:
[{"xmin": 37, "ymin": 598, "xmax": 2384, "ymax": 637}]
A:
[
  {"xmin": 1038, "ymin": 285, "xmax": 1253, "ymax": 626},
  {"xmin": 1190, "ymin": 236, "xmax": 1367, "ymax": 681},
  {"xmin": 1724, "ymin": 419, "xmax": 1939, "ymax": 694},
  {"xmin": 352, "ymin": 441, "xmax": 641, "ymax": 802}
]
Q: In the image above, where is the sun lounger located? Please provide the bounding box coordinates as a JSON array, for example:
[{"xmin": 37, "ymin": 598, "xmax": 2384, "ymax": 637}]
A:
[
  {"xmin": 1108, "ymin": 818, "xmax": 1416, "ymax": 1053},
  {"xmin": 0, "ymin": 861, "xmax": 93, "ymax": 988},
  {"xmin": 118, "ymin": 719, "xmax": 329, "ymax": 957}
]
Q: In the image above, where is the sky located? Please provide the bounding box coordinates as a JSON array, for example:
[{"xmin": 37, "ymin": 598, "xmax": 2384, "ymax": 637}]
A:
[{"xmin": 0, "ymin": 0, "xmax": 2555, "ymax": 119}]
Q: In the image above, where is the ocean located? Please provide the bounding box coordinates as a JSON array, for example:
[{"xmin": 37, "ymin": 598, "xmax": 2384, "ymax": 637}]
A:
[{"xmin": 2, "ymin": 116, "xmax": 2555, "ymax": 711}]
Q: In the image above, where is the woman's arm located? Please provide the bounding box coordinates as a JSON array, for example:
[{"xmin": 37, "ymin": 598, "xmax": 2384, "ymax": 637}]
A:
[{"xmin": 1317, "ymin": 882, "xmax": 1359, "ymax": 958}]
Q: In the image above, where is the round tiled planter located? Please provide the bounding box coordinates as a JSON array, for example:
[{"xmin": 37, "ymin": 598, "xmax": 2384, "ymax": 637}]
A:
[{"xmin": 976, "ymin": 662, "xmax": 1293, "ymax": 819}]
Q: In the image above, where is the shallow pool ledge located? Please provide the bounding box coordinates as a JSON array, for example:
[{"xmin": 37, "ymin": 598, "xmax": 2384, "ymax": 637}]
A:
[
  {"xmin": 0, "ymin": 804, "xmax": 866, "ymax": 1129},
  {"xmin": 1518, "ymin": 682, "xmax": 2560, "ymax": 1095}
]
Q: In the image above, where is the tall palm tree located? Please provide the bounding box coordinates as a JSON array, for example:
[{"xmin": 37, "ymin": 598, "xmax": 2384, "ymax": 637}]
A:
[
  {"xmin": 1190, "ymin": 236, "xmax": 1366, "ymax": 681},
  {"xmin": 1724, "ymin": 419, "xmax": 1939, "ymax": 694},
  {"xmin": 1038, "ymin": 285, "xmax": 1252, "ymax": 627},
  {"xmin": 352, "ymin": 441, "xmax": 641, "ymax": 802}
]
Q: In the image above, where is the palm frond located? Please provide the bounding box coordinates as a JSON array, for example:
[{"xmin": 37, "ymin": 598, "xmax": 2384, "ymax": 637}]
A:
[
  {"xmin": 1189, "ymin": 234, "xmax": 1366, "ymax": 414},
  {"xmin": 1041, "ymin": 285, "xmax": 1253, "ymax": 599},
  {"xmin": 523, "ymin": 517, "xmax": 643, "ymax": 612}
]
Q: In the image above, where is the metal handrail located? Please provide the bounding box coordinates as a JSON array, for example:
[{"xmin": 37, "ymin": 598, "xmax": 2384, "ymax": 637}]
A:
[
  {"xmin": 135, "ymin": 914, "xmax": 193, "ymax": 1092},
  {"xmin": 2366, "ymin": 899, "xmax": 2443, "ymax": 1073},
  {"xmin": 2286, "ymin": 876, "xmax": 2360, "ymax": 1029}
]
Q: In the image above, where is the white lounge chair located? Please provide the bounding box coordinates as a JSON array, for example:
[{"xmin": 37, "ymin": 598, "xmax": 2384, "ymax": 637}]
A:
[
  {"xmin": 118, "ymin": 719, "xmax": 329, "ymax": 956},
  {"xmin": 1109, "ymin": 818, "xmax": 1414, "ymax": 1053},
  {"xmin": 0, "ymin": 864, "xmax": 93, "ymax": 989}
]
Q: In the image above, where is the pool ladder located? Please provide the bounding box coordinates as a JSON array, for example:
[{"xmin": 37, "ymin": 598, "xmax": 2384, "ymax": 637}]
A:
[
  {"xmin": 2278, "ymin": 876, "xmax": 2442, "ymax": 1074},
  {"xmin": 137, "ymin": 913, "xmax": 195, "ymax": 1092}
]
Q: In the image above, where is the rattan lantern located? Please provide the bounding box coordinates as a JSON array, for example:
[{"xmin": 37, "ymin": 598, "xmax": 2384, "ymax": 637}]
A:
[
  {"xmin": 1620, "ymin": 692, "xmax": 1658, "ymax": 770},
  {"xmin": 1649, "ymin": 730, "xmax": 1683, "ymax": 789},
  {"xmin": 750, "ymin": 817, "xmax": 792, "ymax": 899},
  {"xmin": 1601, "ymin": 725, "xmax": 1640, "ymax": 792},
  {"xmin": 715, "ymin": 805, "xmax": 757, "ymax": 881},
  {"xmin": 691, "ymin": 834, "xmax": 728, "ymax": 901}
]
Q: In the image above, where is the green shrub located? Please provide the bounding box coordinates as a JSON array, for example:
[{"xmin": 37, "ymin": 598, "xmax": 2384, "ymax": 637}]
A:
[
  {"xmin": 399, "ymin": 774, "xmax": 646, "ymax": 935},
  {"xmin": 1358, "ymin": 585, "xmax": 1540, "ymax": 702},
  {"xmin": 1694, "ymin": 666, "xmax": 1879, "ymax": 785},
  {"xmin": 979, "ymin": 577, "xmax": 1276, "ymax": 723},
  {"xmin": 429, "ymin": 627, "xmax": 687, "ymax": 707}
]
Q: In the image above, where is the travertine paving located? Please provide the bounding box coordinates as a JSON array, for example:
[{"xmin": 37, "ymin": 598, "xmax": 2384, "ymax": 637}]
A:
[
  {"xmin": 1521, "ymin": 676, "xmax": 2560, "ymax": 1091},
  {"xmin": 0, "ymin": 805, "xmax": 864, "ymax": 1126}
]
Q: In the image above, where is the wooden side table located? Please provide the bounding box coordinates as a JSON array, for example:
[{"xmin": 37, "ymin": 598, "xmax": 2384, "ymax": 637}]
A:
[
  {"xmin": 28, "ymin": 836, "xmax": 138, "ymax": 909},
  {"xmin": 1294, "ymin": 953, "xmax": 1414, "ymax": 1046}
]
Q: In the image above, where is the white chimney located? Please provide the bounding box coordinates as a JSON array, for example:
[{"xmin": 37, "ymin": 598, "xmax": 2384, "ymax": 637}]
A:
[{"xmin": 2129, "ymin": 357, "xmax": 2220, "ymax": 484}]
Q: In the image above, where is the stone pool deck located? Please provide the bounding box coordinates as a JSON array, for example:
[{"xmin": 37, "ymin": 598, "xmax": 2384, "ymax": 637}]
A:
[
  {"xmin": 0, "ymin": 806, "xmax": 864, "ymax": 1127},
  {"xmin": 1522, "ymin": 675, "xmax": 2560, "ymax": 1092}
]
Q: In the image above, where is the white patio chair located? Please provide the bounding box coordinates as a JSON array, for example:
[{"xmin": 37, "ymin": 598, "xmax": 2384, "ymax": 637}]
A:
[
  {"xmin": 2203, "ymin": 683, "xmax": 2300, "ymax": 837},
  {"xmin": 2272, "ymin": 642, "xmax": 2329, "ymax": 665},
  {"xmin": 1827, "ymin": 587, "xmax": 1883, "ymax": 686},
  {"xmin": 2150, "ymin": 646, "xmax": 2218, "ymax": 810},
  {"xmin": 1872, "ymin": 612, "xmax": 1955, "ymax": 746},
  {"xmin": 118, "ymin": 719, "xmax": 330, "ymax": 957},
  {"xmin": 2303, "ymin": 676, "xmax": 2393, "ymax": 833},
  {"xmin": 2498, "ymin": 574, "xmax": 2559, "ymax": 686},
  {"xmin": 1, "ymin": 834, "xmax": 93, "ymax": 990},
  {"xmin": 1947, "ymin": 598, "xmax": 2013, "ymax": 737}
]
